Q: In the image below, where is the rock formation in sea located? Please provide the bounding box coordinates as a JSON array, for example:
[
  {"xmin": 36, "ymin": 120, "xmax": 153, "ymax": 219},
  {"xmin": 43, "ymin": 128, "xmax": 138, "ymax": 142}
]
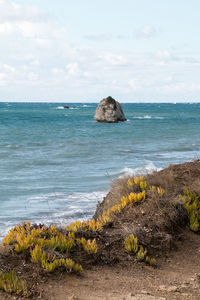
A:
[{"xmin": 94, "ymin": 96, "xmax": 126, "ymax": 123}]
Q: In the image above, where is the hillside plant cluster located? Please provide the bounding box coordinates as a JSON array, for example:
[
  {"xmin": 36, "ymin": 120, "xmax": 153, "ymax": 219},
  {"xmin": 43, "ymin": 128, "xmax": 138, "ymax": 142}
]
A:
[{"xmin": 0, "ymin": 160, "xmax": 200, "ymax": 297}]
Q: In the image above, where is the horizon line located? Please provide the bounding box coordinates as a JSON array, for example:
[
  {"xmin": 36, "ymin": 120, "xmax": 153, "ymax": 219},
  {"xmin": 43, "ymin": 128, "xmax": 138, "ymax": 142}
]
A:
[{"xmin": 1, "ymin": 101, "xmax": 200, "ymax": 104}]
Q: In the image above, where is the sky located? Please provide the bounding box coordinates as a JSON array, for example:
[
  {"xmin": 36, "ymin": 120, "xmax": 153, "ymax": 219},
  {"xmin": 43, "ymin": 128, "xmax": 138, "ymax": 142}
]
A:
[{"xmin": 0, "ymin": 0, "xmax": 200, "ymax": 102}]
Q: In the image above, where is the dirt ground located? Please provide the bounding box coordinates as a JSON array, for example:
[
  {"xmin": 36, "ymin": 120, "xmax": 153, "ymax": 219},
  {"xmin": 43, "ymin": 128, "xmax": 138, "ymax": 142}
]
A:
[{"xmin": 1, "ymin": 230, "xmax": 199, "ymax": 300}]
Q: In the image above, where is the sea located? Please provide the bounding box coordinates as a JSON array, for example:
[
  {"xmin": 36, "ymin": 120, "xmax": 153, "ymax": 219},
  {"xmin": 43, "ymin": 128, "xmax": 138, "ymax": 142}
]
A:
[{"xmin": 0, "ymin": 102, "xmax": 200, "ymax": 241}]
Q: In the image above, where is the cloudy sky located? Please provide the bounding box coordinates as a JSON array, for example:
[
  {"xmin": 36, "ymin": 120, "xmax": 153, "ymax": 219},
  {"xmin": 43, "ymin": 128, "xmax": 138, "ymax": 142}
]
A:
[{"xmin": 0, "ymin": 0, "xmax": 200, "ymax": 102}]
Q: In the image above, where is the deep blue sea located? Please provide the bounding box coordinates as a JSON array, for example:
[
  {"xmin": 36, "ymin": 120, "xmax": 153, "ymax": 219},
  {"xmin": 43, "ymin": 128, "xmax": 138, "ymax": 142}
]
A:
[{"xmin": 0, "ymin": 102, "xmax": 200, "ymax": 240}]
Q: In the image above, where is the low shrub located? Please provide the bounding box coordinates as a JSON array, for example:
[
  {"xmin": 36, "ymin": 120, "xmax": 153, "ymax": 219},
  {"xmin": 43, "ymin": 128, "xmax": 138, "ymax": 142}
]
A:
[
  {"xmin": 125, "ymin": 234, "xmax": 156, "ymax": 267},
  {"xmin": 182, "ymin": 189, "xmax": 200, "ymax": 232},
  {"xmin": 0, "ymin": 270, "xmax": 27, "ymax": 296},
  {"xmin": 125, "ymin": 234, "xmax": 138, "ymax": 254}
]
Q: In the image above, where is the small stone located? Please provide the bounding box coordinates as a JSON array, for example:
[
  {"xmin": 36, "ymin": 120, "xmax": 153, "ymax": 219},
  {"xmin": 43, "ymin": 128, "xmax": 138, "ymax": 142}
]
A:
[
  {"xmin": 158, "ymin": 285, "xmax": 165, "ymax": 291},
  {"xmin": 190, "ymin": 278, "xmax": 195, "ymax": 281},
  {"xmin": 167, "ymin": 286, "xmax": 179, "ymax": 292},
  {"xmin": 68, "ymin": 295, "xmax": 78, "ymax": 300},
  {"xmin": 159, "ymin": 285, "xmax": 178, "ymax": 292},
  {"xmin": 181, "ymin": 284, "xmax": 188, "ymax": 288},
  {"xmin": 128, "ymin": 292, "xmax": 134, "ymax": 297},
  {"xmin": 129, "ymin": 295, "xmax": 167, "ymax": 300}
]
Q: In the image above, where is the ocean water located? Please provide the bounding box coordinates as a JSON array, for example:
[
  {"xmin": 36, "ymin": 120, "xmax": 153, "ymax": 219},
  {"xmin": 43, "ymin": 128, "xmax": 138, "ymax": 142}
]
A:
[{"xmin": 0, "ymin": 102, "xmax": 200, "ymax": 240}]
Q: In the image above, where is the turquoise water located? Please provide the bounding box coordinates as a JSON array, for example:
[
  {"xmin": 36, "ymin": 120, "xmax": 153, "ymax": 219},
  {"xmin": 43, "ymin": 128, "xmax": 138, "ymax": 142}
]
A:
[{"xmin": 0, "ymin": 102, "xmax": 200, "ymax": 239}]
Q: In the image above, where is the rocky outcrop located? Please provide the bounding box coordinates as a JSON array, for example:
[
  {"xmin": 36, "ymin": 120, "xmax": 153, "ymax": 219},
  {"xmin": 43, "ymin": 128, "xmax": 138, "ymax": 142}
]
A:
[{"xmin": 94, "ymin": 96, "xmax": 126, "ymax": 123}]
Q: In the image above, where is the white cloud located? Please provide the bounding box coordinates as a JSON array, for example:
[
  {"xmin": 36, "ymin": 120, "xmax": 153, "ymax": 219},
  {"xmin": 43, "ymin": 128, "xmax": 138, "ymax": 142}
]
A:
[
  {"xmin": 100, "ymin": 53, "xmax": 127, "ymax": 66},
  {"xmin": 66, "ymin": 63, "xmax": 81, "ymax": 76},
  {"xmin": 52, "ymin": 68, "xmax": 64, "ymax": 75},
  {"xmin": 161, "ymin": 83, "xmax": 200, "ymax": 92},
  {"xmin": 33, "ymin": 38, "xmax": 53, "ymax": 48},
  {"xmin": 2, "ymin": 64, "xmax": 15, "ymax": 73},
  {"xmin": 30, "ymin": 60, "xmax": 40, "ymax": 66},
  {"xmin": 27, "ymin": 72, "xmax": 38, "ymax": 81},
  {"xmin": 0, "ymin": 1, "xmax": 199, "ymax": 102},
  {"xmin": 156, "ymin": 50, "xmax": 200, "ymax": 67},
  {"xmin": 0, "ymin": 0, "xmax": 54, "ymax": 41},
  {"xmin": 0, "ymin": 72, "xmax": 6, "ymax": 80},
  {"xmin": 0, "ymin": 22, "xmax": 14, "ymax": 35},
  {"xmin": 17, "ymin": 21, "xmax": 50, "ymax": 38},
  {"xmin": 0, "ymin": 64, "xmax": 15, "ymax": 86},
  {"xmin": 85, "ymin": 34, "xmax": 112, "ymax": 41},
  {"xmin": 165, "ymin": 76, "xmax": 173, "ymax": 82},
  {"xmin": 129, "ymin": 79, "xmax": 140, "ymax": 90},
  {"xmin": 0, "ymin": 20, "xmax": 53, "ymax": 39},
  {"xmin": 0, "ymin": 0, "xmax": 44, "ymax": 22},
  {"xmin": 138, "ymin": 25, "xmax": 155, "ymax": 38},
  {"xmin": 157, "ymin": 50, "xmax": 171, "ymax": 60},
  {"xmin": 117, "ymin": 35, "xmax": 130, "ymax": 40}
]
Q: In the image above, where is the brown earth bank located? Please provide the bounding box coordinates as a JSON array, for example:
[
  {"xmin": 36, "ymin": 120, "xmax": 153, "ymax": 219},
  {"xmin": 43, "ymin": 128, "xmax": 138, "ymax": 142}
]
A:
[{"xmin": 0, "ymin": 160, "xmax": 200, "ymax": 300}]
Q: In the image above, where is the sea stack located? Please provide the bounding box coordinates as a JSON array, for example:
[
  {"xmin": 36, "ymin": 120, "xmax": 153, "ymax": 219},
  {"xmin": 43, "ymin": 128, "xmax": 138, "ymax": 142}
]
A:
[{"xmin": 94, "ymin": 96, "xmax": 126, "ymax": 123}]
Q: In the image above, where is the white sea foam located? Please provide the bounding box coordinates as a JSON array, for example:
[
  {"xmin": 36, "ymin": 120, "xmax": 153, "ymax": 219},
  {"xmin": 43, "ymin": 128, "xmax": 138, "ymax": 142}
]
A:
[
  {"xmin": 121, "ymin": 149, "xmax": 133, "ymax": 153},
  {"xmin": 0, "ymin": 190, "xmax": 107, "ymax": 241},
  {"xmin": 69, "ymin": 107, "xmax": 79, "ymax": 110},
  {"xmin": 5, "ymin": 144, "xmax": 19, "ymax": 149},
  {"xmin": 27, "ymin": 191, "xmax": 106, "ymax": 205},
  {"xmin": 134, "ymin": 115, "xmax": 152, "ymax": 119},
  {"xmin": 56, "ymin": 106, "xmax": 64, "ymax": 110},
  {"xmin": 133, "ymin": 115, "xmax": 164, "ymax": 120},
  {"xmin": 119, "ymin": 162, "xmax": 162, "ymax": 178}
]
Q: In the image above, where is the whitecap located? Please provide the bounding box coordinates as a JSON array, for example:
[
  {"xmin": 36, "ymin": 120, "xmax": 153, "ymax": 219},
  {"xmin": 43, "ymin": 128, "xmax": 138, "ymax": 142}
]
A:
[
  {"xmin": 134, "ymin": 115, "xmax": 152, "ymax": 119},
  {"xmin": 133, "ymin": 115, "xmax": 164, "ymax": 120},
  {"xmin": 119, "ymin": 162, "xmax": 162, "ymax": 178},
  {"xmin": 56, "ymin": 106, "xmax": 64, "ymax": 110},
  {"xmin": 0, "ymin": 190, "xmax": 107, "ymax": 241},
  {"xmin": 5, "ymin": 144, "xmax": 19, "ymax": 149},
  {"xmin": 27, "ymin": 192, "xmax": 68, "ymax": 204},
  {"xmin": 121, "ymin": 149, "xmax": 133, "ymax": 153},
  {"xmin": 27, "ymin": 191, "xmax": 106, "ymax": 204}
]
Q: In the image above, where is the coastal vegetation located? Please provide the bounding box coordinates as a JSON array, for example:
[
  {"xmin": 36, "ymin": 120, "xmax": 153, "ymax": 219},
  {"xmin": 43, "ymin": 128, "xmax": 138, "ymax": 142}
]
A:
[
  {"xmin": 0, "ymin": 271, "xmax": 27, "ymax": 296},
  {"xmin": 0, "ymin": 160, "xmax": 200, "ymax": 298}
]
